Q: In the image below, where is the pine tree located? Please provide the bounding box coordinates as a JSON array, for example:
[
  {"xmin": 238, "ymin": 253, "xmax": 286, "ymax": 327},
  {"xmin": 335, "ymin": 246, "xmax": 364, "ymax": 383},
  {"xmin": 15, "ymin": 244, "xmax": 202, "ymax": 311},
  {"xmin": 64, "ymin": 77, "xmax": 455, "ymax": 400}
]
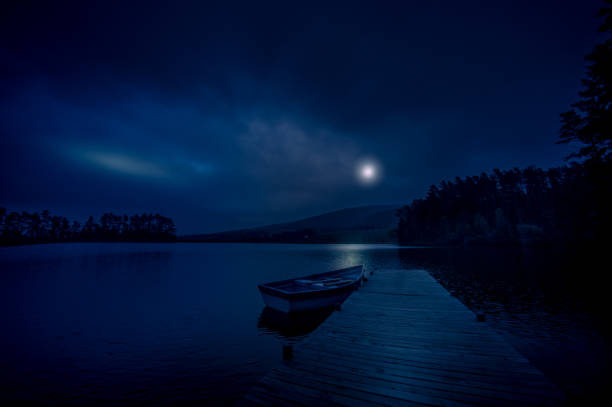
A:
[{"xmin": 559, "ymin": 2, "xmax": 612, "ymax": 162}]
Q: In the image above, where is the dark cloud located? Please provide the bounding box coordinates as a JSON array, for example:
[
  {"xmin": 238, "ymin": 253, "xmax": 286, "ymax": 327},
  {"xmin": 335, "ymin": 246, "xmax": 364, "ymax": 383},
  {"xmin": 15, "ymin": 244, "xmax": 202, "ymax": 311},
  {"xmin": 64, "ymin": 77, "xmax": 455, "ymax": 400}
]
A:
[{"xmin": 0, "ymin": 0, "xmax": 603, "ymax": 233}]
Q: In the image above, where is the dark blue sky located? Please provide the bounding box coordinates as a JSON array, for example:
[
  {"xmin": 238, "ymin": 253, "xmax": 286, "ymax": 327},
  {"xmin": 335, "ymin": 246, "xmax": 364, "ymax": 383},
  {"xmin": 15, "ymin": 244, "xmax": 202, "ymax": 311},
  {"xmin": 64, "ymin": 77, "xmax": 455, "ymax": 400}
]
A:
[{"xmin": 0, "ymin": 1, "xmax": 604, "ymax": 233}]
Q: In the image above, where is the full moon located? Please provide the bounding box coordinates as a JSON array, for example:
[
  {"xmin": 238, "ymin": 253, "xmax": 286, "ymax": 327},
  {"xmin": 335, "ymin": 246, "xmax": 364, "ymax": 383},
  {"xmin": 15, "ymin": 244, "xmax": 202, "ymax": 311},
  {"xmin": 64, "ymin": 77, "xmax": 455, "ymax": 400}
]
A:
[
  {"xmin": 357, "ymin": 161, "xmax": 380, "ymax": 185},
  {"xmin": 361, "ymin": 164, "xmax": 375, "ymax": 179}
]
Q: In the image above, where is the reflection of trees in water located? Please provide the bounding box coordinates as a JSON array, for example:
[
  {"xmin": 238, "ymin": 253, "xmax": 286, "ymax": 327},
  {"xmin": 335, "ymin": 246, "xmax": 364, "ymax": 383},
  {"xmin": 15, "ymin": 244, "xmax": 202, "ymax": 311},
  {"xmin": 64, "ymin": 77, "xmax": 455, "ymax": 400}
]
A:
[
  {"xmin": 398, "ymin": 247, "xmax": 584, "ymax": 311},
  {"xmin": 396, "ymin": 245, "xmax": 609, "ymax": 338}
]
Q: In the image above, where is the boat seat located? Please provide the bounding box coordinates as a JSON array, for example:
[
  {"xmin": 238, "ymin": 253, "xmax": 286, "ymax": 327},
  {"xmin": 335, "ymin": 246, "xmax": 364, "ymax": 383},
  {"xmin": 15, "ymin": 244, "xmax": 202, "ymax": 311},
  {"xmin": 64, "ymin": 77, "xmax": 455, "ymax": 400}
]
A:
[
  {"xmin": 295, "ymin": 278, "xmax": 342, "ymax": 285},
  {"xmin": 322, "ymin": 279, "xmax": 353, "ymax": 286}
]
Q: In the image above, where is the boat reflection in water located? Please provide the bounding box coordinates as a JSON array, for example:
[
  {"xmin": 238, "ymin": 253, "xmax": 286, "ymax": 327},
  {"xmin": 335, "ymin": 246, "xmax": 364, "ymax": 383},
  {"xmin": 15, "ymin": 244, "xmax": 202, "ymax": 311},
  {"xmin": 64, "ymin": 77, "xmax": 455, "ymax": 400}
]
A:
[
  {"xmin": 257, "ymin": 306, "xmax": 335, "ymax": 343},
  {"xmin": 257, "ymin": 265, "xmax": 365, "ymax": 343}
]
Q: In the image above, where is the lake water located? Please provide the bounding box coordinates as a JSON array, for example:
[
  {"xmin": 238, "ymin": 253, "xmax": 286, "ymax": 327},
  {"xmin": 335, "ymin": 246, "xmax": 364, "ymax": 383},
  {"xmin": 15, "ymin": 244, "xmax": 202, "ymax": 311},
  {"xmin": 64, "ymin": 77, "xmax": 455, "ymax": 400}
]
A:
[{"xmin": 0, "ymin": 243, "xmax": 609, "ymax": 405}]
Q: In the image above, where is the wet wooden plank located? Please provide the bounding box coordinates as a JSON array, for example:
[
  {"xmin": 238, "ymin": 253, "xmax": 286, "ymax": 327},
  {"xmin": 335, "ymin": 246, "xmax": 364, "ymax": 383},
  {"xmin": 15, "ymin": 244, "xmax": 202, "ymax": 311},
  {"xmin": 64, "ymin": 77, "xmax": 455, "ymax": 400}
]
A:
[
  {"xmin": 290, "ymin": 349, "xmax": 561, "ymax": 398},
  {"xmin": 241, "ymin": 269, "xmax": 565, "ymax": 406}
]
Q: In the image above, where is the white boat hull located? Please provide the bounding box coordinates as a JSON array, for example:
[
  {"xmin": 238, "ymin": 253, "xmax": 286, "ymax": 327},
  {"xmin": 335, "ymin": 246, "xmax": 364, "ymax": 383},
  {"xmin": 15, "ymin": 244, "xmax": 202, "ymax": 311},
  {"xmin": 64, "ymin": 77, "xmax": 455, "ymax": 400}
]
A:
[{"xmin": 260, "ymin": 290, "xmax": 353, "ymax": 313}]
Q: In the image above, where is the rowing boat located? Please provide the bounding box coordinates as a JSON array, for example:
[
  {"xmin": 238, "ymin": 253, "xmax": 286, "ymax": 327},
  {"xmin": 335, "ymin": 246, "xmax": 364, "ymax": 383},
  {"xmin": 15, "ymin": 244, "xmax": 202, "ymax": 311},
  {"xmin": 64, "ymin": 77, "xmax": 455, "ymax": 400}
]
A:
[{"xmin": 258, "ymin": 265, "xmax": 364, "ymax": 313}]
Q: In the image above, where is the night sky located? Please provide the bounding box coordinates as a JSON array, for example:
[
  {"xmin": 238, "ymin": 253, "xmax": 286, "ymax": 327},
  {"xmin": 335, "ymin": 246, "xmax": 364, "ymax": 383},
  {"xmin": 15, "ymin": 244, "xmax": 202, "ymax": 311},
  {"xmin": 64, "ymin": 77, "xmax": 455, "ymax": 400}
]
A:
[{"xmin": 0, "ymin": 1, "xmax": 604, "ymax": 234}]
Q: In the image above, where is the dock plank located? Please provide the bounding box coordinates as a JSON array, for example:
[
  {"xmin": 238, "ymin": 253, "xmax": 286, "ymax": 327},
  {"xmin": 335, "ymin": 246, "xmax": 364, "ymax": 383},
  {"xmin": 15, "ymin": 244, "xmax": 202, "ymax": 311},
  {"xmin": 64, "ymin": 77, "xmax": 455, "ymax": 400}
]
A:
[{"xmin": 241, "ymin": 269, "xmax": 565, "ymax": 406}]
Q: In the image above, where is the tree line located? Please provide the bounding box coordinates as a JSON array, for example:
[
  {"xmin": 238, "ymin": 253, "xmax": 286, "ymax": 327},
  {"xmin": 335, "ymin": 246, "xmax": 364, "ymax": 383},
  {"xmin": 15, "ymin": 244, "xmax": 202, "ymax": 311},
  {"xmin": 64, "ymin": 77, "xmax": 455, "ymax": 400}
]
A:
[
  {"xmin": 0, "ymin": 209, "xmax": 176, "ymax": 245},
  {"xmin": 396, "ymin": 161, "xmax": 611, "ymax": 246}
]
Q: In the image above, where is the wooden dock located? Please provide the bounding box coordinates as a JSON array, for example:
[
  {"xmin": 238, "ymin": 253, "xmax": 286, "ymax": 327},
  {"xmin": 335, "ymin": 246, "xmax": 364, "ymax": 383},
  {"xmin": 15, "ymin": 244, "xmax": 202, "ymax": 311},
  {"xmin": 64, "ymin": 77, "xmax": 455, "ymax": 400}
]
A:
[{"xmin": 240, "ymin": 269, "xmax": 565, "ymax": 406}]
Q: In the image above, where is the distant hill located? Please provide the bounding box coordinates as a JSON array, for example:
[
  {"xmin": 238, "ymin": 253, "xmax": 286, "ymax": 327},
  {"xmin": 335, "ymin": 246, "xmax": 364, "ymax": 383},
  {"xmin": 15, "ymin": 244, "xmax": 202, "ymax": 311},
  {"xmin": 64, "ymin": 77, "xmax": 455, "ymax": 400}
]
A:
[{"xmin": 181, "ymin": 205, "xmax": 400, "ymax": 243}]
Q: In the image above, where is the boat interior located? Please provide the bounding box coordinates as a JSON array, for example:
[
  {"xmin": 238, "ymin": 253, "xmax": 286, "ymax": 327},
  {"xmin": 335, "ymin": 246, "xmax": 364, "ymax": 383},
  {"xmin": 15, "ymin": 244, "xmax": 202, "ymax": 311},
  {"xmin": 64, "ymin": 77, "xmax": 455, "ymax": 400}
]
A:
[{"xmin": 263, "ymin": 267, "xmax": 363, "ymax": 293}]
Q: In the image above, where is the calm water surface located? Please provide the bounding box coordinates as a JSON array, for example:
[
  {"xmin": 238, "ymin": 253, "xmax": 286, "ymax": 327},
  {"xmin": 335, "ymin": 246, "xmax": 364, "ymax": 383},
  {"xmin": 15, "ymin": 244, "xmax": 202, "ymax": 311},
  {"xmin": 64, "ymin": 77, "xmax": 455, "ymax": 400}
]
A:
[{"xmin": 0, "ymin": 243, "xmax": 609, "ymax": 405}]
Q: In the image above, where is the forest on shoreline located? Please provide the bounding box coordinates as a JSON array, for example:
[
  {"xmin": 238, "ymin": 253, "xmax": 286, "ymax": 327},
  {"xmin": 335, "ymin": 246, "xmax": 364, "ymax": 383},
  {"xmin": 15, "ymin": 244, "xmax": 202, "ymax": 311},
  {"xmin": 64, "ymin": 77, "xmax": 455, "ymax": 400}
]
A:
[
  {"xmin": 396, "ymin": 160, "xmax": 611, "ymax": 246},
  {"xmin": 0, "ymin": 210, "xmax": 176, "ymax": 246}
]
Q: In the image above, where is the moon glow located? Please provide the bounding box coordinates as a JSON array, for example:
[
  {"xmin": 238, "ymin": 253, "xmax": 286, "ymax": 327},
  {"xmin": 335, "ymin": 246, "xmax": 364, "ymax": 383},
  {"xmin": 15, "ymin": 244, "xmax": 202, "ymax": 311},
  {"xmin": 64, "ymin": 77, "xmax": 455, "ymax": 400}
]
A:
[
  {"xmin": 357, "ymin": 161, "xmax": 380, "ymax": 185},
  {"xmin": 362, "ymin": 164, "xmax": 375, "ymax": 179}
]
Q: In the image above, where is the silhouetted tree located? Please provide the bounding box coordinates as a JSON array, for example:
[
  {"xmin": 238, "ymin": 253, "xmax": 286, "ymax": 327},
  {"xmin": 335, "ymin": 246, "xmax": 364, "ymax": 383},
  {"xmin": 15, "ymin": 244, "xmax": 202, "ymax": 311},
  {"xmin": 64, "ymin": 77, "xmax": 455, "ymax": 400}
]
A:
[
  {"xmin": 0, "ymin": 208, "xmax": 6, "ymax": 239},
  {"xmin": 559, "ymin": 2, "xmax": 612, "ymax": 162},
  {"xmin": 70, "ymin": 220, "xmax": 81, "ymax": 238},
  {"xmin": 0, "ymin": 210, "xmax": 177, "ymax": 245}
]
